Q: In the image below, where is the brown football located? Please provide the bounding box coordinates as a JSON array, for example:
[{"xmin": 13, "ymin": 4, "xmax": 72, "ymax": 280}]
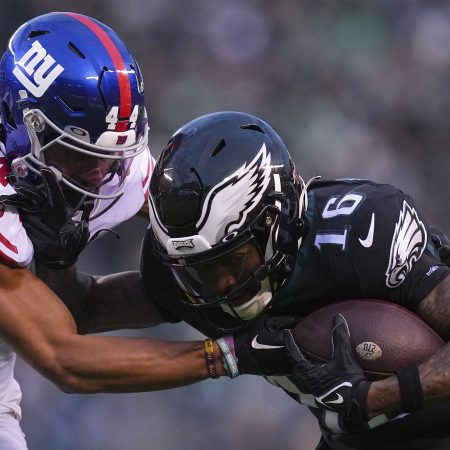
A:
[{"xmin": 293, "ymin": 299, "xmax": 444, "ymax": 381}]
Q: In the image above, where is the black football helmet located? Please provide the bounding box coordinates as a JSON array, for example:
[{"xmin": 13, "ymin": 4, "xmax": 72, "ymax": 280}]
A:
[{"xmin": 148, "ymin": 111, "xmax": 312, "ymax": 332}]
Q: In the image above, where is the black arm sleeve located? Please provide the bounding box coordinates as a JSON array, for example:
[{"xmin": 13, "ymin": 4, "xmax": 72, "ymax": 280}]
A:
[{"xmin": 391, "ymin": 249, "xmax": 450, "ymax": 311}]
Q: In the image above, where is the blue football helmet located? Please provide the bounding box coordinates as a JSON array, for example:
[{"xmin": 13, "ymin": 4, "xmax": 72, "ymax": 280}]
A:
[{"xmin": 0, "ymin": 12, "xmax": 148, "ymax": 201}]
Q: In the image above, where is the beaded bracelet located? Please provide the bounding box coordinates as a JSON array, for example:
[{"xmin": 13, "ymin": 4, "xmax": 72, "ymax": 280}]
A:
[{"xmin": 204, "ymin": 338, "xmax": 219, "ymax": 379}]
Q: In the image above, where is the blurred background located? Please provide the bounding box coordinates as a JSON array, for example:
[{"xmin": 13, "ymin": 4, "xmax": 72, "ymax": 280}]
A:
[{"xmin": 2, "ymin": 0, "xmax": 450, "ymax": 449}]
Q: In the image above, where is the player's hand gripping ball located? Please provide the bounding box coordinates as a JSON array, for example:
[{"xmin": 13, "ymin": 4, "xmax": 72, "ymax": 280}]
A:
[{"xmin": 293, "ymin": 299, "xmax": 444, "ymax": 380}]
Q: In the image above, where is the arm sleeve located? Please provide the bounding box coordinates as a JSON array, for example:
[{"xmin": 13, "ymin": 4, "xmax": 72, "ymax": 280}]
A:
[{"xmin": 391, "ymin": 249, "xmax": 450, "ymax": 311}]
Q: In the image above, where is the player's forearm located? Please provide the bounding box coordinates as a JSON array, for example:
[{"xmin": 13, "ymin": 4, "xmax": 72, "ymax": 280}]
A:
[
  {"xmin": 367, "ymin": 341, "xmax": 450, "ymax": 417},
  {"xmin": 1, "ymin": 266, "xmax": 225, "ymax": 394},
  {"xmin": 48, "ymin": 336, "xmax": 226, "ymax": 393}
]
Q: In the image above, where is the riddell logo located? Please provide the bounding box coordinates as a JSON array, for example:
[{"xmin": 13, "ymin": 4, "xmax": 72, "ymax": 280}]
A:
[
  {"xmin": 172, "ymin": 239, "xmax": 194, "ymax": 249},
  {"xmin": 12, "ymin": 41, "xmax": 64, "ymax": 98}
]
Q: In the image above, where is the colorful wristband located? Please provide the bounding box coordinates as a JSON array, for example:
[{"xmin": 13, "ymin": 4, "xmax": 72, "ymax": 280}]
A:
[
  {"xmin": 204, "ymin": 338, "xmax": 219, "ymax": 379},
  {"xmin": 216, "ymin": 336, "xmax": 239, "ymax": 379},
  {"xmin": 395, "ymin": 365, "xmax": 423, "ymax": 412}
]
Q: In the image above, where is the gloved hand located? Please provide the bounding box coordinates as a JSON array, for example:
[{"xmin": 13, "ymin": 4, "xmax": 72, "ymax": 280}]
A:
[
  {"xmin": 229, "ymin": 315, "xmax": 299, "ymax": 376},
  {"xmin": 0, "ymin": 168, "xmax": 90, "ymax": 269},
  {"xmin": 284, "ymin": 314, "xmax": 371, "ymax": 433}
]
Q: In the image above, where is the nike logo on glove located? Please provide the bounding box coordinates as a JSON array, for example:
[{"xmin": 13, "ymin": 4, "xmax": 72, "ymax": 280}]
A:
[
  {"xmin": 359, "ymin": 213, "xmax": 375, "ymax": 248},
  {"xmin": 322, "ymin": 393, "xmax": 344, "ymax": 405},
  {"xmin": 251, "ymin": 335, "xmax": 285, "ymax": 350},
  {"xmin": 317, "ymin": 381, "xmax": 353, "ymax": 408}
]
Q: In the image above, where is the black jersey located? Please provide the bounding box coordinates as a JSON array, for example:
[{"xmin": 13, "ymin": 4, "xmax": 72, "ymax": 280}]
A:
[{"xmin": 140, "ymin": 178, "xmax": 450, "ymax": 449}]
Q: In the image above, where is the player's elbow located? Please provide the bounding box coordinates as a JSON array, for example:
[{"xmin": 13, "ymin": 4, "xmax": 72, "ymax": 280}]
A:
[
  {"xmin": 38, "ymin": 352, "xmax": 102, "ymax": 394},
  {"xmin": 42, "ymin": 365, "xmax": 98, "ymax": 394},
  {"xmin": 52, "ymin": 377, "xmax": 79, "ymax": 394},
  {"xmin": 46, "ymin": 368, "xmax": 101, "ymax": 394}
]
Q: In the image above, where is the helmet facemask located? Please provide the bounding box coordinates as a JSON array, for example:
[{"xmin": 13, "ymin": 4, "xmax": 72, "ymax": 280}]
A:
[{"xmin": 10, "ymin": 93, "xmax": 148, "ymax": 201}]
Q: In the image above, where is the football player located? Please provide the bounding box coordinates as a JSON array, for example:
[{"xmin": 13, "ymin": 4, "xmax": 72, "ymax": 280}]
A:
[
  {"xmin": 140, "ymin": 111, "xmax": 450, "ymax": 449},
  {"xmin": 0, "ymin": 15, "xmax": 269, "ymax": 450}
]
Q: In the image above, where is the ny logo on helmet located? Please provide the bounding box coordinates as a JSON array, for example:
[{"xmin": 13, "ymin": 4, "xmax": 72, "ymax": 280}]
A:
[{"xmin": 12, "ymin": 40, "xmax": 64, "ymax": 98}]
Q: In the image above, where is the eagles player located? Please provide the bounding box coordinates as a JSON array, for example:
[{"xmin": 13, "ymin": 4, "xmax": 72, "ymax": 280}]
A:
[{"xmin": 142, "ymin": 111, "xmax": 450, "ymax": 449}]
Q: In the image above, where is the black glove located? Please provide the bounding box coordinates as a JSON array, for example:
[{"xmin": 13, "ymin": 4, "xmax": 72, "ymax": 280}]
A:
[
  {"xmin": 284, "ymin": 314, "xmax": 371, "ymax": 433},
  {"xmin": 0, "ymin": 168, "xmax": 90, "ymax": 269},
  {"xmin": 231, "ymin": 315, "xmax": 299, "ymax": 376},
  {"xmin": 430, "ymin": 226, "xmax": 450, "ymax": 267}
]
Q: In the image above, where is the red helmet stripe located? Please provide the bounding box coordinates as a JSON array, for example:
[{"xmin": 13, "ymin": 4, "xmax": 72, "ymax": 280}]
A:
[{"xmin": 61, "ymin": 12, "xmax": 131, "ymax": 131}]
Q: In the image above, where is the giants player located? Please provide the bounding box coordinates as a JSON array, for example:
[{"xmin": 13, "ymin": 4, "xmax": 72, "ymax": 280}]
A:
[{"xmin": 0, "ymin": 14, "xmax": 245, "ymax": 449}]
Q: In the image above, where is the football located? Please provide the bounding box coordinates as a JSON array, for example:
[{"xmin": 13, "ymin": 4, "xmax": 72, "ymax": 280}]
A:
[{"xmin": 293, "ymin": 299, "xmax": 444, "ymax": 381}]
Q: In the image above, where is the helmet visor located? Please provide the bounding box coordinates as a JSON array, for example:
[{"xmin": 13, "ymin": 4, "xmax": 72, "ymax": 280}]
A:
[{"xmin": 170, "ymin": 238, "xmax": 266, "ymax": 307}]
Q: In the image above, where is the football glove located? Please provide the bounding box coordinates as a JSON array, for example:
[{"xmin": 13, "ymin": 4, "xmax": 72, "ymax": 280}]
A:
[
  {"xmin": 284, "ymin": 314, "xmax": 371, "ymax": 433},
  {"xmin": 230, "ymin": 315, "xmax": 299, "ymax": 376},
  {"xmin": 0, "ymin": 168, "xmax": 90, "ymax": 269}
]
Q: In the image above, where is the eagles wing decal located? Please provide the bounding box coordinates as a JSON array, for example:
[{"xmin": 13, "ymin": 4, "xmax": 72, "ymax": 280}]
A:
[
  {"xmin": 196, "ymin": 144, "xmax": 272, "ymax": 244},
  {"xmin": 385, "ymin": 201, "xmax": 427, "ymax": 288}
]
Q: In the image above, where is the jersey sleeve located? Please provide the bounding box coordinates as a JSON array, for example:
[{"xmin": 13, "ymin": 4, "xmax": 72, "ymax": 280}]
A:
[
  {"xmin": 354, "ymin": 189, "xmax": 450, "ymax": 309},
  {"xmin": 391, "ymin": 250, "xmax": 450, "ymax": 310},
  {"xmin": 0, "ymin": 157, "xmax": 34, "ymax": 267}
]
